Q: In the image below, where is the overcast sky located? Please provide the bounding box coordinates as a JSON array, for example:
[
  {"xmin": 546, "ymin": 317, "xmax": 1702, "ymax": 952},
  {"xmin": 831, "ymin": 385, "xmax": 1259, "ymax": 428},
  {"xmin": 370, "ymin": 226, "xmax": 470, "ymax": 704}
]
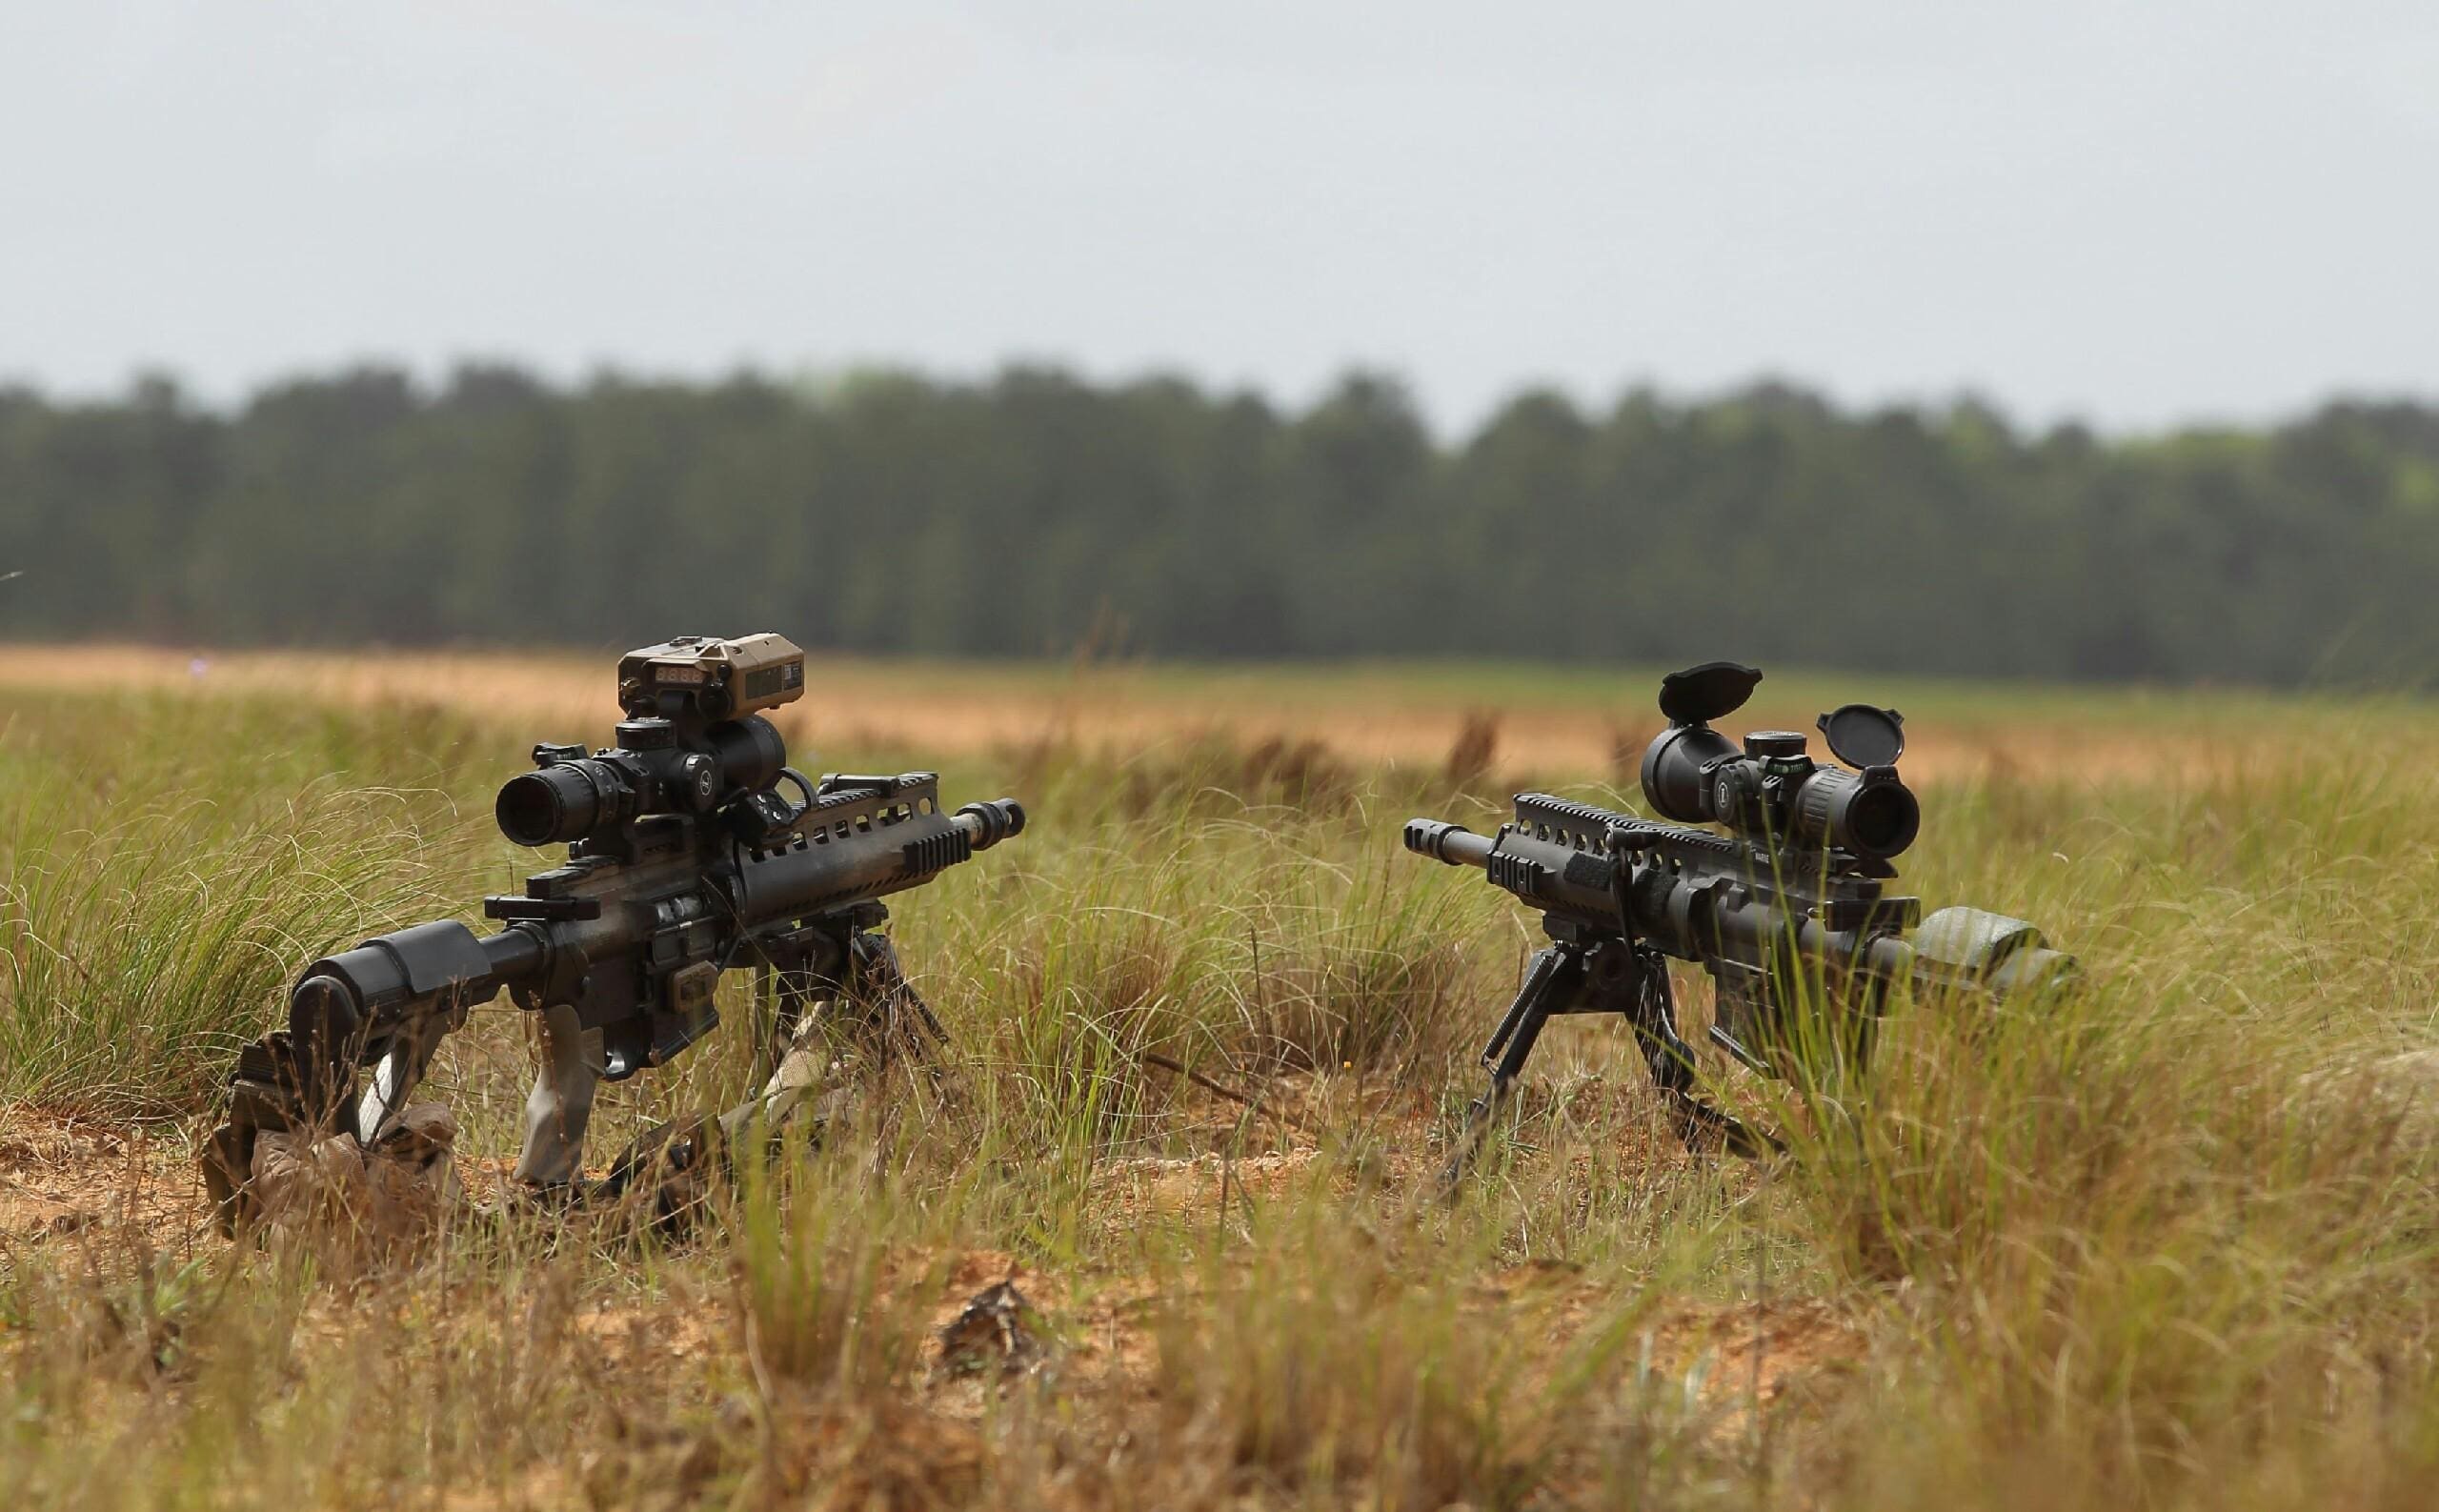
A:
[{"xmin": 6, "ymin": 1, "xmax": 2435, "ymax": 433}]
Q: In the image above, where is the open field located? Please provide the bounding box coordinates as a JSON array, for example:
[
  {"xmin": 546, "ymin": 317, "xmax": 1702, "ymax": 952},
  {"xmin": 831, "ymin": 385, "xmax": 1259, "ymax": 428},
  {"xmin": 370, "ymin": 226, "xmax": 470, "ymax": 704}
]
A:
[
  {"xmin": 3, "ymin": 654, "xmax": 2438, "ymax": 1509},
  {"xmin": 3, "ymin": 641, "xmax": 2409, "ymax": 786}
]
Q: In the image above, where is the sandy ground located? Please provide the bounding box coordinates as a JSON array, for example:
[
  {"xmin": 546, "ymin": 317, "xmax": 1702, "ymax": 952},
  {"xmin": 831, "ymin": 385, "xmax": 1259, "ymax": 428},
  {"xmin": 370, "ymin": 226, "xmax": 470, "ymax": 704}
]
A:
[
  {"xmin": 0, "ymin": 642, "xmax": 2307, "ymax": 785},
  {"xmin": 0, "ymin": 1097, "xmax": 1855, "ymax": 1453},
  {"xmin": 0, "ymin": 1110, "xmax": 212, "ymax": 1256}
]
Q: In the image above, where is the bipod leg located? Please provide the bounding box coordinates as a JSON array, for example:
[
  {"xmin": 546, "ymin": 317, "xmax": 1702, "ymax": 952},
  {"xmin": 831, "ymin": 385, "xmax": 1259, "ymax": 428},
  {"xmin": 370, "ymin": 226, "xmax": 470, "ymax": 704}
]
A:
[
  {"xmin": 1628, "ymin": 958, "xmax": 1775, "ymax": 1159},
  {"xmin": 721, "ymin": 927, "xmax": 855, "ymax": 1150},
  {"xmin": 845, "ymin": 929, "xmax": 949, "ymax": 1071},
  {"xmin": 751, "ymin": 940, "xmax": 825, "ymax": 1088},
  {"xmin": 718, "ymin": 926, "xmax": 946, "ymax": 1149},
  {"xmin": 1436, "ymin": 944, "xmax": 1585, "ymax": 1194}
]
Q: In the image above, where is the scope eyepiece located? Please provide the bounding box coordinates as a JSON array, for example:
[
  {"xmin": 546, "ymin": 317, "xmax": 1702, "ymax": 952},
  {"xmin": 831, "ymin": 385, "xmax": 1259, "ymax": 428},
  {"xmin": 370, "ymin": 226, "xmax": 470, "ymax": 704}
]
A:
[
  {"xmin": 706, "ymin": 716, "xmax": 787, "ymax": 794},
  {"xmin": 1640, "ymin": 723, "xmax": 1742, "ymax": 825},
  {"xmin": 1793, "ymin": 765, "xmax": 1919, "ymax": 861}
]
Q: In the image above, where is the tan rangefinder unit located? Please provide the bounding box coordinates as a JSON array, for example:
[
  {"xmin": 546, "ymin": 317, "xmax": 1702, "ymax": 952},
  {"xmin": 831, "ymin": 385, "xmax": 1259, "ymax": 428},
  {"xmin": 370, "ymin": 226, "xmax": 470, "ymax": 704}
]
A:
[{"xmin": 616, "ymin": 633, "xmax": 806, "ymax": 722}]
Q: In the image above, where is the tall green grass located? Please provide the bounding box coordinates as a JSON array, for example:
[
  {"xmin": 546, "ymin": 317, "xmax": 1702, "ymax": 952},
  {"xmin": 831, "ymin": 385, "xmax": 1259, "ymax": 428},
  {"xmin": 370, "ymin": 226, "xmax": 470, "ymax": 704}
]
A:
[
  {"xmin": 3, "ymin": 677, "xmax": 2438, "ymax": 1508},
  {"xmin": 0, "ymin": 693, "xmax": 494, "ymax": 1114}
]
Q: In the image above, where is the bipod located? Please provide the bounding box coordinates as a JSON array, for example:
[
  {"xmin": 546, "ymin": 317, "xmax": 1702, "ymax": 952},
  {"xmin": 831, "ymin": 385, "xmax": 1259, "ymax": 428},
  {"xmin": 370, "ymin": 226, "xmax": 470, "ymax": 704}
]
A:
[
  {"xmin": 1436, "ymin": 931, "xmax": 1770, "ymax": 1195},
  {"xmin": 730, "ymin": 903, "xmax": 951, "ymax": 1148}
]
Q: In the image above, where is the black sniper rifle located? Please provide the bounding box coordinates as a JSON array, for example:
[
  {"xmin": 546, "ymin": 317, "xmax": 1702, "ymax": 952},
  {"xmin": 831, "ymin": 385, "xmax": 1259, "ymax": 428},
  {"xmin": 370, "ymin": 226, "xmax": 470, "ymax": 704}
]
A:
[
  {"xmin": 1407, "ymin": 660, "xmax": 2074, "ymax": 1186},
  {"xmin": 203, "ymin": 633, "xmax": 1025, "ymax": 1227}
]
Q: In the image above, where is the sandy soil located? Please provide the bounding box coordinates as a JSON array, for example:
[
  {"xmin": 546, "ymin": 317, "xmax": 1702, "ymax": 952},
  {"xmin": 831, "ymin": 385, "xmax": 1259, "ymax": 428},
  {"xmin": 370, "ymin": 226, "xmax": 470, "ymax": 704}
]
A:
[
  {"xmin": 0, "ymin": 1096, "xmax": 1855, "ymax": 1438},
  {"xmin": 0, "ymin": 1110, "xmax": 212, "ymax": 1256}
]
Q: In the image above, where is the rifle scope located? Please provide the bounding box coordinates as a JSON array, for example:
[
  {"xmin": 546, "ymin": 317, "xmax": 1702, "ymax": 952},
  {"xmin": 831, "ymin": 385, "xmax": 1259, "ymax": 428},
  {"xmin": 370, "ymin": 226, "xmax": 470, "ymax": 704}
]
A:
[
  {"xmin": 495, "ymin": 713, "xmax": 789, "ymax": 848},
  {"xmin": 1638, "ymin": 662, "xmax": 1920, "ymax": 864},
  {"xmin": 1641, "ymin": 724, "xmax": 1918, "ymax": 861}
]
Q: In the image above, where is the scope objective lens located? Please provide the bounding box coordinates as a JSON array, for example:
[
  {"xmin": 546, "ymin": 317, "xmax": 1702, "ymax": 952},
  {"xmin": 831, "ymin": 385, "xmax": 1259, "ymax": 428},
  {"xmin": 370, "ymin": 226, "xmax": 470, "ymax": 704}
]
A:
[{"xmin": 1792, "ymin": 766, "xmax": 1920, "ymax": 860}]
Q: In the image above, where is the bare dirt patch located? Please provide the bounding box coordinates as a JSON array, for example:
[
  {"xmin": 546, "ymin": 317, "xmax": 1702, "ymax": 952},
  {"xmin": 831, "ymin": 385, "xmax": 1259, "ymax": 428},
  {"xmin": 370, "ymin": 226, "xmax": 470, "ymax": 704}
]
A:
[{"xmin": 0, "ymin": 1110, "xmax": 209, "ymax": 1253}]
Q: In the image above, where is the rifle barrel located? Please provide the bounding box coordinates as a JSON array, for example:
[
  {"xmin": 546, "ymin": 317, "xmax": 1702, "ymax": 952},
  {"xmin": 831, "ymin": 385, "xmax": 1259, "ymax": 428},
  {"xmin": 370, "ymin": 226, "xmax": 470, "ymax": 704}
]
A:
[{"xmin": 1404, "ymin": 818, "xmax": 1492, "ymax": 867}]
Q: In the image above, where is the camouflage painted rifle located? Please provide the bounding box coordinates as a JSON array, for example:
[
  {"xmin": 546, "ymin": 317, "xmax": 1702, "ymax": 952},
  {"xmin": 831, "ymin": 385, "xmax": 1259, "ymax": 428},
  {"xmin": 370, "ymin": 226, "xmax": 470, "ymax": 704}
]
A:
[
  {"xmin": 203, "ymin": 633, "xmax": 1024, "ymax": 1228},
  {"xmin": 1406, "ymin": 661, "xmax": 2073, "ymax": 1186}
]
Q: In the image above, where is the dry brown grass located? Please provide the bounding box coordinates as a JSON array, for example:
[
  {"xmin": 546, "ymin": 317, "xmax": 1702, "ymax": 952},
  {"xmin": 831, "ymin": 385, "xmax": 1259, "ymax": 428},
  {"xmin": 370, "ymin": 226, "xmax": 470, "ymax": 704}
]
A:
[{"xmin": 0, "ymin": 640, "xmax": 2351, "ymax": 785}]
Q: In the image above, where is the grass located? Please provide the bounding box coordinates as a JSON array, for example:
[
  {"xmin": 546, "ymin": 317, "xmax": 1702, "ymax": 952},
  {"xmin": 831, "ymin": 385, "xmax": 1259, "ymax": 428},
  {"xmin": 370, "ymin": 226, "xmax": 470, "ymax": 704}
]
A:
[
  {"xmin": 0, "ymin": 693, "xmax": 494, "ymax": 1115},
  {"xmin": 1, "ymin": 662, "xmax": 2436, "ymax": 1507}
]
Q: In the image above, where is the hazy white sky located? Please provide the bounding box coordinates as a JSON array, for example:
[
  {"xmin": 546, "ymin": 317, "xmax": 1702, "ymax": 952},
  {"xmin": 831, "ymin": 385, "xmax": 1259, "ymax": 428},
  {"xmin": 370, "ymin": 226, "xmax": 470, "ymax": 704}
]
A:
[{"xmin": 5, "ymin": 1, "xmax": 2435, "ymax": 432}]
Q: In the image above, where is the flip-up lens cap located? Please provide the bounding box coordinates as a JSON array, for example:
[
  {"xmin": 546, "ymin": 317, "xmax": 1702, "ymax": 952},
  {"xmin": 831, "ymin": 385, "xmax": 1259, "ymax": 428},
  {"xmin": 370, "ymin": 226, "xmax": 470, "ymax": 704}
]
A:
[
  {"xmin": 1816, "ymin": 703, "xmax": 1905, "ymax": 768},
  {"xmin": 1657, "ymin": 661, "xmax": 1763, "ymax": 726}
]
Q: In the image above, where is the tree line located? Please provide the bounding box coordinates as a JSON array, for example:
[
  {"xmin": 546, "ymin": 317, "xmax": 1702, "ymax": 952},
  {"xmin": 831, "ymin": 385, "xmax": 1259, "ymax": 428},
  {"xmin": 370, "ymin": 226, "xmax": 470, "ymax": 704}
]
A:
[{"xmin": 4, "ymin": 364, "xmax": 2437, "ymax": 686}]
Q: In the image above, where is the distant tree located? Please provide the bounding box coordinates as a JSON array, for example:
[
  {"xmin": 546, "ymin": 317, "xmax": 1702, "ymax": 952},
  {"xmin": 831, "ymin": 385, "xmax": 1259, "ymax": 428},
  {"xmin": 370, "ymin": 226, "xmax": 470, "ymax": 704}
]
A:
[{"xmin": 2, "ymin": 363, "xmax": 2435, "ymax": 688}]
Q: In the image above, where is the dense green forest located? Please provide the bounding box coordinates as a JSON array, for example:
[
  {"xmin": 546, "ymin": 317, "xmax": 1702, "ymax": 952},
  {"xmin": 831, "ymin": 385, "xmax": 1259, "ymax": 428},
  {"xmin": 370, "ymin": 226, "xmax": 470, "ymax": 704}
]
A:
[{"xmin": 4, "ymin": 365, "xmax": 2437, "ymax": 685}]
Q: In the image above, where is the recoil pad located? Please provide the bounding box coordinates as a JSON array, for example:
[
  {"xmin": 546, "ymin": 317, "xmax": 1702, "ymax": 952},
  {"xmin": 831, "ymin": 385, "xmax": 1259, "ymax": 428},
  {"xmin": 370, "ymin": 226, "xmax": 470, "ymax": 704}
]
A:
[{"xmin": 205, "ymin": 1024, "xmax": 367, "ymax": 1234}]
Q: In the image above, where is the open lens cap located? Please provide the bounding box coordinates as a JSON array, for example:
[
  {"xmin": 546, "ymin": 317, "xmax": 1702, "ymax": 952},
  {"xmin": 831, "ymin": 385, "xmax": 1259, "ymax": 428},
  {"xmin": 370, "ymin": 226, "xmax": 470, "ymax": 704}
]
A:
[
  {"xmin": 1657, "ymin": 661, "xmax": 1763, "ymax": 726},
  {"xmin": 1816, "ymin": 703, "xmax": 1905, "ymax": 768}
]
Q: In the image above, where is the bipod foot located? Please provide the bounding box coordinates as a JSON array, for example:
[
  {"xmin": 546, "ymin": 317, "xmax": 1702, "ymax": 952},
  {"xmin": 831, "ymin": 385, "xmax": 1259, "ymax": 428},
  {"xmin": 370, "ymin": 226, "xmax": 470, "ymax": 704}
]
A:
[
  {"xmin": 1433, "ymin": 1077, "xmax": 1514, "ymax": 1198},
  {"xmin": 589, "ymin": 1115, "xmax": 733, "ymax": 1238},
  {"xmin": 201, "ymin": 1028, "xmax": 360, "ymax": 1237},
  {"xmin": 1663, "ymin": 1091, "xmax": 1779, "ymax": 1159}
]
